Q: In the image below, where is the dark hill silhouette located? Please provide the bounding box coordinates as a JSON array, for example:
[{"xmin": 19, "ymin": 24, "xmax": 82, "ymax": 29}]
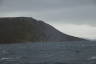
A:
[{"xmin": 0, "ymin": 17, "xmax": 86, "ymax": 43}]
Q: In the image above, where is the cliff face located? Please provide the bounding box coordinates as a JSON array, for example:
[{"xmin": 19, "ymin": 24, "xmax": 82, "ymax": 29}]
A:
[{"xmin": 0, "ymin": 17, "xmax": 85, "ymax": 43}]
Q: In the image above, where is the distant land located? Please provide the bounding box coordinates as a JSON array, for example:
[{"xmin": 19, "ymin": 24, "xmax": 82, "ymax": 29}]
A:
[{"xmin": 0, "ymin": 17, "xmax": 87, "ymax": 43}]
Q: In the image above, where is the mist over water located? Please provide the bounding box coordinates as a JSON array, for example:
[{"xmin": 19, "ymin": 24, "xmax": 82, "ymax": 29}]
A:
[{"xmin": 50, "ymin": 23, "xmax": 96, "ymax": 40}]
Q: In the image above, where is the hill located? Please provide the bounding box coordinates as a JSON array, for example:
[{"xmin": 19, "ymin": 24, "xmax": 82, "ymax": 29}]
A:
[{"xmin": 0, "ymin": 17, "xmax": 86, "ymax": 43}]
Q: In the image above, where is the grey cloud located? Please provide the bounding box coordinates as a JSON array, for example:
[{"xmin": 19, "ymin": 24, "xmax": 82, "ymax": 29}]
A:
[
  {"xmin": 1, "ymin": 0, "xmax": 96, "ymax": 11},
  {"xmin": 0, "ymin": 0, "xmax": 3, "ymax": 5},
  {"xmin": 0, "ymin": 0, "xmax": 96, "ymax": 25}
]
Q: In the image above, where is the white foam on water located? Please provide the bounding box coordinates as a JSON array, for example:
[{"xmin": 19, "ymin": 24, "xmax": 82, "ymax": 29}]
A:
[
  {"xmin": 0, "ymin": 57, "xmax": 16, "ymax": 61},
  {"xmin": 88, "ymin": 56, "xmax": 96, "ymax": 60}
]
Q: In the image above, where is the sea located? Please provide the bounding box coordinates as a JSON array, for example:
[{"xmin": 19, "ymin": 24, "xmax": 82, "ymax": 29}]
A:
[{"xmin": 0, "ymin": 41, "xmax": 96, "ymax": 64}]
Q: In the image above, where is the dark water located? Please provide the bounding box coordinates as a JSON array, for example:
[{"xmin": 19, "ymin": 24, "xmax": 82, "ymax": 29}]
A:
[{"xmin": 0, "ymin": 41, "xmax": 96, "ymax": 64}]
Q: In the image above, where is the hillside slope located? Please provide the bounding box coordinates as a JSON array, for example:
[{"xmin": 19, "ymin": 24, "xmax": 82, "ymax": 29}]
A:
[{"xmin": 0, "ymin": 17, "xmax": 86, "ymax": 43}]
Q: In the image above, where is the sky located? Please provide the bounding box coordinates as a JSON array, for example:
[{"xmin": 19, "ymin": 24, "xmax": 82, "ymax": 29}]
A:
[{"xmin": 0, "ymin": 0, "xmax": 96, "ymax": 40}]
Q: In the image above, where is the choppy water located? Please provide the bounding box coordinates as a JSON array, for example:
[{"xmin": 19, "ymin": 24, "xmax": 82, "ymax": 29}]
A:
[{"xmin": 0, "ymin": 41, "xmax": 96, "ymax": 64}]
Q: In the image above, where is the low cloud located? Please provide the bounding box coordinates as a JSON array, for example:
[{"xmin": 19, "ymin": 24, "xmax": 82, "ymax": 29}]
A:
[{"xmin": 51, "ymin": 23, "xmax": 96, "ymax": 40}]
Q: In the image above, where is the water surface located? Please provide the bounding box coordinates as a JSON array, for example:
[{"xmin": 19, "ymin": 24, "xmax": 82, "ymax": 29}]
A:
[{"xmin": 0, "ymin": 41, "xmax": 96, "ymax": 64}]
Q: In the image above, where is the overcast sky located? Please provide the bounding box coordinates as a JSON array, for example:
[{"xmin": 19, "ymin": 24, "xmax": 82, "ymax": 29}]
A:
[{"xmin": 0, "ymin": 0, "xmax": 96, "ymax": 40}]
